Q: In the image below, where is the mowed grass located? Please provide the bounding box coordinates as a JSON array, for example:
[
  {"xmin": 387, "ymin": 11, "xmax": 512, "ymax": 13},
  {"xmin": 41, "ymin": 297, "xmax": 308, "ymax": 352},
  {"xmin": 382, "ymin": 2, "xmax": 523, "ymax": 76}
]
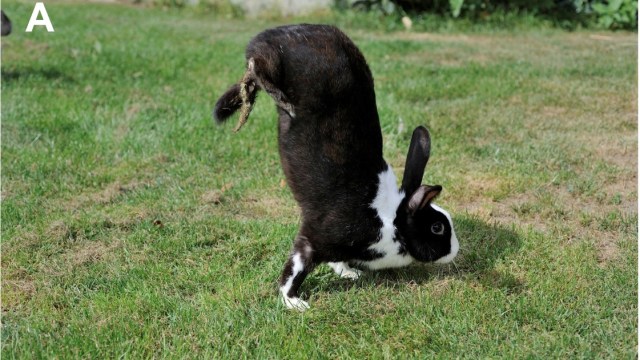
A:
[{"xmin": 2, "ymin": 3, "xmax": 637, "ymax": 358}]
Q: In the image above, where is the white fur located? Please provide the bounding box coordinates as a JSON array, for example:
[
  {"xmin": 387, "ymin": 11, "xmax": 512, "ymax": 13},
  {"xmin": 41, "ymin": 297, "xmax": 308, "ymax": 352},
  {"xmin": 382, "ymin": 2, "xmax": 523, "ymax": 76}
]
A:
[
  {"xmin": 362, "ymin": 166, "xmax": 415, "ymax": 270},
  {"xmin": 280, "ymin": 253, "xmax": 309, "ymax": 311},
  {"xmin": 282, "ymin": 296, "xmax": 309, "ymax": 311},
  {"xmin": 328, "ymin": 262, "xmax": 361, "ymax": 279},
  {"xmin": 431, "ymin": 203, "xmax": 459, "ymax": 264}
]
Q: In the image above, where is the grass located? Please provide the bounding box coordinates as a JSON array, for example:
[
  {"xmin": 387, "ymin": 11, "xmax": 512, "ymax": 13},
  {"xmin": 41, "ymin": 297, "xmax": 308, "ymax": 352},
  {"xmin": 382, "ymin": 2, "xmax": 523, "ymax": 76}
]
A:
[{"xmin": 2, "ymin": 2, "xmax": 637, "ymax": 358}]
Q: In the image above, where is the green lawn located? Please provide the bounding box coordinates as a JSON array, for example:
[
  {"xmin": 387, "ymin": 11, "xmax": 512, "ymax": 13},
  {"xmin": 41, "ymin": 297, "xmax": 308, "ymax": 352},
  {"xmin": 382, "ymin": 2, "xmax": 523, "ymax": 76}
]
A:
[{"xmin": 2, "ymin": 3, "xmax": 637, "ymax": 358}]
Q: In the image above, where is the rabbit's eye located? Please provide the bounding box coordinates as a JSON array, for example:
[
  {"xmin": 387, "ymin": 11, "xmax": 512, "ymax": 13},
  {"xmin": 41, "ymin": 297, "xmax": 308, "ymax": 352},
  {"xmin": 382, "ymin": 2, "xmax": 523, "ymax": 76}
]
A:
[{"xmin": 431, "ymin": 222, "xmax": 444, "ymax": 235}]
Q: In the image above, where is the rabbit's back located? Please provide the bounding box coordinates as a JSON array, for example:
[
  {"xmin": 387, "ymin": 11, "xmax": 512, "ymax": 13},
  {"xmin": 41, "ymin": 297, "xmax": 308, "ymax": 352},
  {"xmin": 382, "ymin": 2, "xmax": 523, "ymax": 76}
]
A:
[{"xmin": 247, "ymin": 24, "xmax": 387, "ymax": 219}]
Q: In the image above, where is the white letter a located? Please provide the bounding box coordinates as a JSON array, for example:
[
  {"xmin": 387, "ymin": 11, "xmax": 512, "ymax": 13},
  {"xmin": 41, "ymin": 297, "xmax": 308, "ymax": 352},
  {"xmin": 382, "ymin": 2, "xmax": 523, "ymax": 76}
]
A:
[{"xmin": 26, "ymin": 3, "xmax": 54, "ymax": 32}]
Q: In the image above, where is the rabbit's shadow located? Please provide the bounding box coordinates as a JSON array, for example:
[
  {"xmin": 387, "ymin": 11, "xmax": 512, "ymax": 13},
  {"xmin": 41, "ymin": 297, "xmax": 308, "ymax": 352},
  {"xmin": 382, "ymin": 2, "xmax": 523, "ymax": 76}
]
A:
[{"xmin": 305, "ymin": 215, "xmax": 525, "ymax": 295}]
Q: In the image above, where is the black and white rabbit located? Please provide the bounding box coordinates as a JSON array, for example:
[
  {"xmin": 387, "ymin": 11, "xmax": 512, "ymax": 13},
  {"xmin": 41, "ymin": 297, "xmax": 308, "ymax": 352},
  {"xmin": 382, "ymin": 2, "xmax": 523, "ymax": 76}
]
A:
[{"xmin": 214, "ymin": 24, "xmax": 458, "ymax": 310}]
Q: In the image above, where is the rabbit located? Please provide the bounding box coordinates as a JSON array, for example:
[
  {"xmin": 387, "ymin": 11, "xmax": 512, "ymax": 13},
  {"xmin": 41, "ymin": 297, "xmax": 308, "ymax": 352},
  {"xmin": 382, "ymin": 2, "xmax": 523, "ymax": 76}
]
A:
[{"xmin": 213, "ymin": 24, "xmax": 458, "ymax": 311}]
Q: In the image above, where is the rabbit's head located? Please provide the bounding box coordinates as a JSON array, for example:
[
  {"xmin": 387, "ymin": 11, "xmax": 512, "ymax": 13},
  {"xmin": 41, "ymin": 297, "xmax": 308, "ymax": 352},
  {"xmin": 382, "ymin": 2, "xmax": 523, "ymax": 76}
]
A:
[{"xmin": 395, "ymin": 126, "xmax": 459, "ymax": 264}]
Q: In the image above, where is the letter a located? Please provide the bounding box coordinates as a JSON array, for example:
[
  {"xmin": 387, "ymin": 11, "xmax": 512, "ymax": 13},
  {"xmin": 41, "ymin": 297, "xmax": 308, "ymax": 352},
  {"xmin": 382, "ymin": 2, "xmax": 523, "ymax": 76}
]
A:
[{"xmin": 26, "ymin": 3, "xmax": 54, "ymax": 32}]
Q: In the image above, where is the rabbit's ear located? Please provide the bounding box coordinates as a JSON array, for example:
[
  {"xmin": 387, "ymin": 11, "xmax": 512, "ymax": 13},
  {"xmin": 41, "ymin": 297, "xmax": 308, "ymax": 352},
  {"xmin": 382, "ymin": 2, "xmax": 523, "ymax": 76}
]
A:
[
  {"xmin": 408, "ymin": 185, "xmax": 441, "ymax": 214},
  {"xmin": 401, "ymin": 126, "xmax": 431, "ymax": 195}
]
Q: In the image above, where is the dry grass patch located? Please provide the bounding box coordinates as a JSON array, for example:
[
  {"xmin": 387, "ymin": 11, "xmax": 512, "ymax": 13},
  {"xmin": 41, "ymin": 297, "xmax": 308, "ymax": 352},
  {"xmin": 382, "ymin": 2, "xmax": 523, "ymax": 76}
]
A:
[
  {"xmin": 2, "ymin": 264, "xmax": 39, "ymax": 313},
  {"xmin": 243, "ymin": 193, "xmax": 297, "ymax": 221},
  {"xmin": 60, "ymin": 180, "xmax": 150, "ymax": 212},
  {"xmin": 67, "ymin": 240, "xmax": 123, "ymax": 267}
]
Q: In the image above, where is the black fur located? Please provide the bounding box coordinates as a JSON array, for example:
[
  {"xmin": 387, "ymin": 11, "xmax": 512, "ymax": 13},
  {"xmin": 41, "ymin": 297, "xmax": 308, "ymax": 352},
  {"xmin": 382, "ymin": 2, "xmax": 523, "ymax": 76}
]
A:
[
  {"xmin": 213, "ymin": 84, "xmax": 243, "ymax": 123},
  {"xmin": 1, "ymin": 11, "xmax": 11, "ymax": 37},
  {"xmin": 213, "ymin": 24, "xmax": 457, "ymax": 306}
]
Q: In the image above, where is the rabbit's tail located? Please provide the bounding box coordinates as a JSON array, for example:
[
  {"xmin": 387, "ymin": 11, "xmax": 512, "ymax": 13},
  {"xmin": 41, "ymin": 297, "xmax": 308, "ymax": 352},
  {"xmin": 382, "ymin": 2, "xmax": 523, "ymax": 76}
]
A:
[{"xmin": 213, "ymin": 60, "xmax": 258, "ymax": 132}]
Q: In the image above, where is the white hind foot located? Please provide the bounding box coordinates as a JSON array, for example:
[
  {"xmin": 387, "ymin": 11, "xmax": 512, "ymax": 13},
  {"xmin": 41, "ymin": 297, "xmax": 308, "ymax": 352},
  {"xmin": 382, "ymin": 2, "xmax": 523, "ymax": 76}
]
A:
[
  {"xmin": 282, "ymin": 295, "xmax": 310, "ymax": 311},
  {"xmin": 340, "ymin": 268, "xmax": 361, "ymax": 280},
  {"xmin": 328, "ymin": 262, "xmax": 362, "ymax": 280},
  {"xmin": 278, "ymin": 241, "xmax": 315, "ymax": 312}
]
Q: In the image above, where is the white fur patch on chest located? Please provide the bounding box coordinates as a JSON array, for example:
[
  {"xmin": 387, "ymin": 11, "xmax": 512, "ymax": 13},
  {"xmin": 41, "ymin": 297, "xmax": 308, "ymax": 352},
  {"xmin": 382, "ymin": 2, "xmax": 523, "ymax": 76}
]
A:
[{"xmin": 361, "ymin": 165, "xmax": 414, "ymax": 270}]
